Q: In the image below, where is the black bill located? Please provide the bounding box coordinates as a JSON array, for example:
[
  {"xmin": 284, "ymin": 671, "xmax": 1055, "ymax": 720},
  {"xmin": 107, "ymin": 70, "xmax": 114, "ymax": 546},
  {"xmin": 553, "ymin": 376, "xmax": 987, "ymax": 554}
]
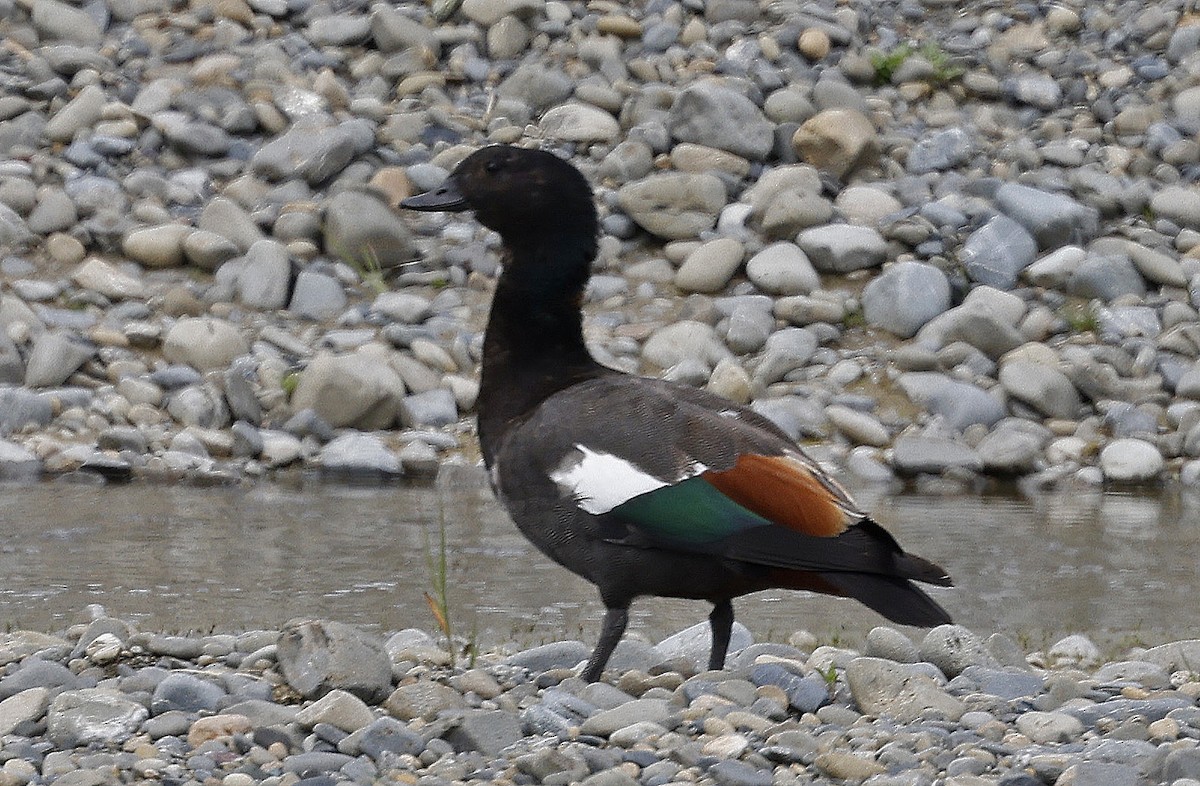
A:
[{"xmin": 400, "ymin": 177, "xmax": 469, "ymax": 212}]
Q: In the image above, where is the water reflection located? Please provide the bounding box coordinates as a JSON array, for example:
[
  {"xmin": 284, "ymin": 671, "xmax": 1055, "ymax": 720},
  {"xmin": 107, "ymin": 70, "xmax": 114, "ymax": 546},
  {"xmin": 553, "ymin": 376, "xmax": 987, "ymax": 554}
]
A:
[{"xmin": 0, "ymin": 473, "xmax": 1196, "ymax": 654}]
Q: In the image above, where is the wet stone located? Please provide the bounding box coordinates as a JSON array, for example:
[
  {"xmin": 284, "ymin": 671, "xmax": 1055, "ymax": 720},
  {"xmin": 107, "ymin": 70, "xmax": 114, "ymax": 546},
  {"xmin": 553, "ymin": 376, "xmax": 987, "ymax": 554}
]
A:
[
  {"xmin": 959, "ymin": 666, "xmax": 1043, "ymax": 700},
  {"xmin": 443, "ymin": 709, "xmax": 523, "ymax": 756},
  {"xmin": 384, "ymin": 681, "xmax": 466, "ymax": 721},
  {"xmin": 276, "ymin": 620, "xmax": 392, "ymax": 703},
  {"xmin": 319, "ymin": 432, "xmax": 400, "ymax": 476},
  {"xmin": 891, "ymin": 436, "xmax": 982, "ymax": 476},
  {"xmin": 0, "ymin": 659, "xmax": 77, "ymax": 700},
  {"xmin": 350, "ymin": 716, "xmax": 423, "ymax": 760},
  {"xmin": 864, "ymin": 627, "xmax": 920, "ymax": 664},
  {"xmin": 580, "ymin": 699, "xmax": 673, "ymax": 737},
  {"xmin": 282, "ymin": 751, "xmax": 355, "ymax": 775},
  {"xmin": 151, "ymin": 672, "xmax": 226, "ymax": 713},
  {"xmin": 47, "ymin": 689, "xmax": 148, "ymax": 748},
  {"xmin": 709, "ymin": 759, "xmax": 774, "ymax": 786}
]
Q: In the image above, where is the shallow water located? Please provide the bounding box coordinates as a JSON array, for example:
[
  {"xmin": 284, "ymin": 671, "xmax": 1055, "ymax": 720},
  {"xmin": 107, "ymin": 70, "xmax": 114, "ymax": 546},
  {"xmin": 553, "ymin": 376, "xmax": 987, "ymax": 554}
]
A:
[{"xmin": 1, "ymin": 470, "xmax": 1197, "ymax": 654}]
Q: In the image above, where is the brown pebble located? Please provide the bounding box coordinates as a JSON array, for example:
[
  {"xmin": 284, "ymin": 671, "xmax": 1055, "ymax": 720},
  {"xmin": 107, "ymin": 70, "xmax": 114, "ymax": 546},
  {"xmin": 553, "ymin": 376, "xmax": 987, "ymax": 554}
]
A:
[
  {"xmin": 45, "ymin": 233, "xmax": 86, "ymax": 265},
  {"xmin": 216, "ymin": 0, "xmax": 254, "ymax": 24},
  {"xmin": 814, "ymin": 751, "xmax": 887, "ymax": 780},
  {"xmin": 597, "ymin": 14, "xmax": 642, "ymax": 38},
  {"xmin": 187, "ymin": 714, "xmax": 253, "ymax": 747},
  {"xmin": 87, "ymin": 325, "xmax": 130, "ymax": 348},
  {"xmin": 798, "ymin": 27, "xmax": 831, "ymax": 61},
  {"xmin": 368, "ymin": 167, "xmax": 415, "ymax": 209},
  {"xmin": 396, "ymin": 72, "xmax": 445, "ymax": 95},
  {"xmin": 161, "ymin": 287, "xmax": 207, "ymax": 317}
]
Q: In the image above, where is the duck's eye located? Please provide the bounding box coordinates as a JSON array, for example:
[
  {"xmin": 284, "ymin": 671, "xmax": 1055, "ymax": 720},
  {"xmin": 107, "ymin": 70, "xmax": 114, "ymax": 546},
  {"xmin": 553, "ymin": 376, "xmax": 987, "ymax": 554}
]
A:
[{"xmin": 484, "ymin": 159, "xmax": 503, "ymax": 174}]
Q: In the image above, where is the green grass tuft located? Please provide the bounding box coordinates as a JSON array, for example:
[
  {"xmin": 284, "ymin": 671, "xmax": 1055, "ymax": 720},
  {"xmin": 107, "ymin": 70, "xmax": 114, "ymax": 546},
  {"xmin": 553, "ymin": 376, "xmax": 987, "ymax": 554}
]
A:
[
  {"xmin": 281, "ymin": 372, "xmax": 300, "ymax": 398},
  {"xmin": 331, "ymin": 241, "xmax": 389, "ymax": 295},
  {"xmin": 423, "ymin": 498, "xmax": 477, "ymax": 669},
  {"xmin": 870, "ymin": 41, "xmax": 963, "ymax": 86},
  {"xmin": 842, "ymin": 306, "xmax": 867, "ymax": 329},
  {"xmin": 870, "ymin": 43, "xmax": 915, "ymax": 85},
  {"xmin": 1061, "ymin": 302, "xmax": 1099, "ymax": 333}
]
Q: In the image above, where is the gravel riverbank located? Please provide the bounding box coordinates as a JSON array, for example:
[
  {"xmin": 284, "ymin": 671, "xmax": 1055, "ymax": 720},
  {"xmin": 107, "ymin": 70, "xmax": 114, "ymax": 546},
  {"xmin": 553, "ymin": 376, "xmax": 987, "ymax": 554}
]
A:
[
  {"xmin": 2, "ymin": 610, "xmax": 1200, "ymax": 786},
  {"xmin": 5, "ymin": 0, "xmax": 1200, "ymax": 488}
]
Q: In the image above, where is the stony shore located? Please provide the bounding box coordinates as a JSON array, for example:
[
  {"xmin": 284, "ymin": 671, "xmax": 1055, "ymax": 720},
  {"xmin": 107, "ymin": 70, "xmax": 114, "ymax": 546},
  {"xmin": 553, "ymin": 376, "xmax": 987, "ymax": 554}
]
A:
[
  {"xmin": 1, "ymin": 609, "xmax": 1199, "ymax": 786},
  {"xmin": 5, "ymin": 0, "xmax": 1200, "ymax": 488}
]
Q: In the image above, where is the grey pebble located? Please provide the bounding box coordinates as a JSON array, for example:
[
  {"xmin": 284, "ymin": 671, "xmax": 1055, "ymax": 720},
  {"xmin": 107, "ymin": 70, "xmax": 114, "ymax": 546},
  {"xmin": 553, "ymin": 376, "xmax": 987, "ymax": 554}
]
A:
[
  {"xmin": 0, "ymin": 438, "xmax": 41, "ymax": 480},
  {"xmin": 282, "ymin": 750, "xmax": 356, "ymax": 774},
  {"xmin": 864, "ymin": 626, "xmax": 920, "ymax": 663},
  {"xmin": 145, "ymin": 634, "xmax": 205, "ymax": 659},
  {"xmin": 797, "ymin": 224, "xmax": 887, "ymax": 273},
  {"xmin": 709, "ymin": 759, "xmax": 774, "ymax": 786},
  {"xmin": 891, "ymin": 435, "xmax": 982, "ymax": 476},
  {"xmin": 845, "ymin": 657, "xmax": 964, "ymax": 723},
  {"xmin": 618, "ymin": 173, "xmax": 726, "ymax": 239},
  {"xmin": 47, "ymin": 689, "xmax": 148, "ymax": 748},
  {"xmin": 959, "ymin": 215, "xmax": 1038, "ymax": 290},
  {"xmin": 0, "ymin": 659, "xmax": 77, "ymax": 699},
  {"xmin": 399, "ymin": 388, "xmax": 458, "ymax": 428},
  {"xmin": 151, "ymin": 672, "xmax": 226, "ymax": 713},
  {"xmin": 444, "ymin": 709, "xmax": 523, "ymax": 756},
  {"xmin": 252, "ymin": 119, "xmax": 373, "ymax": 186},
  {"xmin": 656, "ymin": 620, "xmax": 753, "ymax": 670},
  {"xmin": 906, "ymin": 127, "xmax": 974, "ymax": 174},
  {"xmin": 324, "ymin": 189, "xmax": 415, "ymax": 269},
  {"xmin": 995, "ymin": 183, "xmax": 1099, "ymax": 250},
  {"xmin": 506, "ymin": 641, "xmax": 590, "ymax": 673},
  {"xmin": 861, "ymin": 261, "xmax": 950, "ymax": 338},
  {"xmin": 276, "ymin": 619, "xmax": 392, "ymax": 703},
  {"xmin": 6, "ymin": 0, "xmax": 1200, "ymax": 778},
  {"xmin": 23, "ymin": 332, "xmax": 93, "ymax": 388},
  {"xmin": 580, "ymin": 698, "xmax": 672, "ymax": 737},
  {"xmin": 919, "ymin": 624, "xmax": 995, "ymax": 678},
  {"xmin": 667, "ymin": 81, "xmax": 775, "ymax": 161}
]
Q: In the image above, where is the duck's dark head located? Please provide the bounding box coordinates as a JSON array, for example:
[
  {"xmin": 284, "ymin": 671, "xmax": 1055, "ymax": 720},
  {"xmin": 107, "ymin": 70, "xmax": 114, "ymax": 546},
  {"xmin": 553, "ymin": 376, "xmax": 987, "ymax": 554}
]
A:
[{"xmin": 402, "ymin": 145, "xmax": 598, "ymax": 252}]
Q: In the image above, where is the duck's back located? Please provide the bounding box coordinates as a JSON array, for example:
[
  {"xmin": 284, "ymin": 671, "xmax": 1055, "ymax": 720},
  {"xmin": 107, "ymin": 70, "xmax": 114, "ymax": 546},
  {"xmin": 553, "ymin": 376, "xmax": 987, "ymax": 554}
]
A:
[{"xmin": 488, "ymin": 374, "xmax": 857, "ymax": 597}]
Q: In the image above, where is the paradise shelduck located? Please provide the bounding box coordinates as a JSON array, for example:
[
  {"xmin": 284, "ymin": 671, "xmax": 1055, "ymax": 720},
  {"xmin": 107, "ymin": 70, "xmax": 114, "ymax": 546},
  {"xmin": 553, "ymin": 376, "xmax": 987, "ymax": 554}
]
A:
[{"xmin": 402, "ymin": 144, "xmax": 952, "ymax": 681}]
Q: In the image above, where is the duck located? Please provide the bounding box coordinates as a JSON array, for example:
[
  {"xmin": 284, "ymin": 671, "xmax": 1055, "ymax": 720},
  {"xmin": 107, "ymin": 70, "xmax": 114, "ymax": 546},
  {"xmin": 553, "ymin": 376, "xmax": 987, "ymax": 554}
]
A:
[{"xmin": 402, "ymin": 144, "xmax": 952, "ymax": 682}]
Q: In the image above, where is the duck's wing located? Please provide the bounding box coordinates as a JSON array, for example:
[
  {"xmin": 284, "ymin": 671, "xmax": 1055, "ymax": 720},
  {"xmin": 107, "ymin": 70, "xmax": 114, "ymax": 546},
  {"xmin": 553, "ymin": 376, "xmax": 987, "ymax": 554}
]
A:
[{"xmin": 515, "ymin": 376, "xmax": 952, "ymax": 590}]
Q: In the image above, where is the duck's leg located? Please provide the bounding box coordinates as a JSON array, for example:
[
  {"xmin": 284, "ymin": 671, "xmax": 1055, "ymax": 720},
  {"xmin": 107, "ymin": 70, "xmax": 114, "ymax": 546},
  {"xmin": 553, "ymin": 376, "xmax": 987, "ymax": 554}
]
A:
[
  {"xmin": 582, "ymin": 605, "xmax": 628, "ymax": 682},
  {"xmin": 708, "ymin": 598, "xmax": 734, "ymax": 671}
]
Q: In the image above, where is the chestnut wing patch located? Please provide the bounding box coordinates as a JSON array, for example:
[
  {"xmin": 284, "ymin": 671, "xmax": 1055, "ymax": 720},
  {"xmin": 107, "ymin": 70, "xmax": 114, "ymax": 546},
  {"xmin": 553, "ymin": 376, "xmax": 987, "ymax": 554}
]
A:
[{"xmin": 703, "ymin": 452, "xmax": 858, "ymax": 538}]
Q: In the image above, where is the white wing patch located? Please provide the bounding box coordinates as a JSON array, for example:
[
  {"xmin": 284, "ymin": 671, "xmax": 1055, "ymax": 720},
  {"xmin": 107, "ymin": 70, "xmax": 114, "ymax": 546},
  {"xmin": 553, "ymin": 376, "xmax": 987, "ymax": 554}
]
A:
[{"xmin": 550, "ymin": 445, "xmax": 708, "ymax": 515}]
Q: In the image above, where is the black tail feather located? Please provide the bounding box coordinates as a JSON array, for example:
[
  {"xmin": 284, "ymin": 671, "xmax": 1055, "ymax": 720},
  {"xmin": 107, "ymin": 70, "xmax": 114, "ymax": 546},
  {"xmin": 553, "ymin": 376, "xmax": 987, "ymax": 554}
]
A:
[
  {"xmin": 821, "ymin": 572, "xmax": 952, "ymax": 627},
  {"xmin": 724, "ymin": 517, "xmax": 954, "ymax": 587}
]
